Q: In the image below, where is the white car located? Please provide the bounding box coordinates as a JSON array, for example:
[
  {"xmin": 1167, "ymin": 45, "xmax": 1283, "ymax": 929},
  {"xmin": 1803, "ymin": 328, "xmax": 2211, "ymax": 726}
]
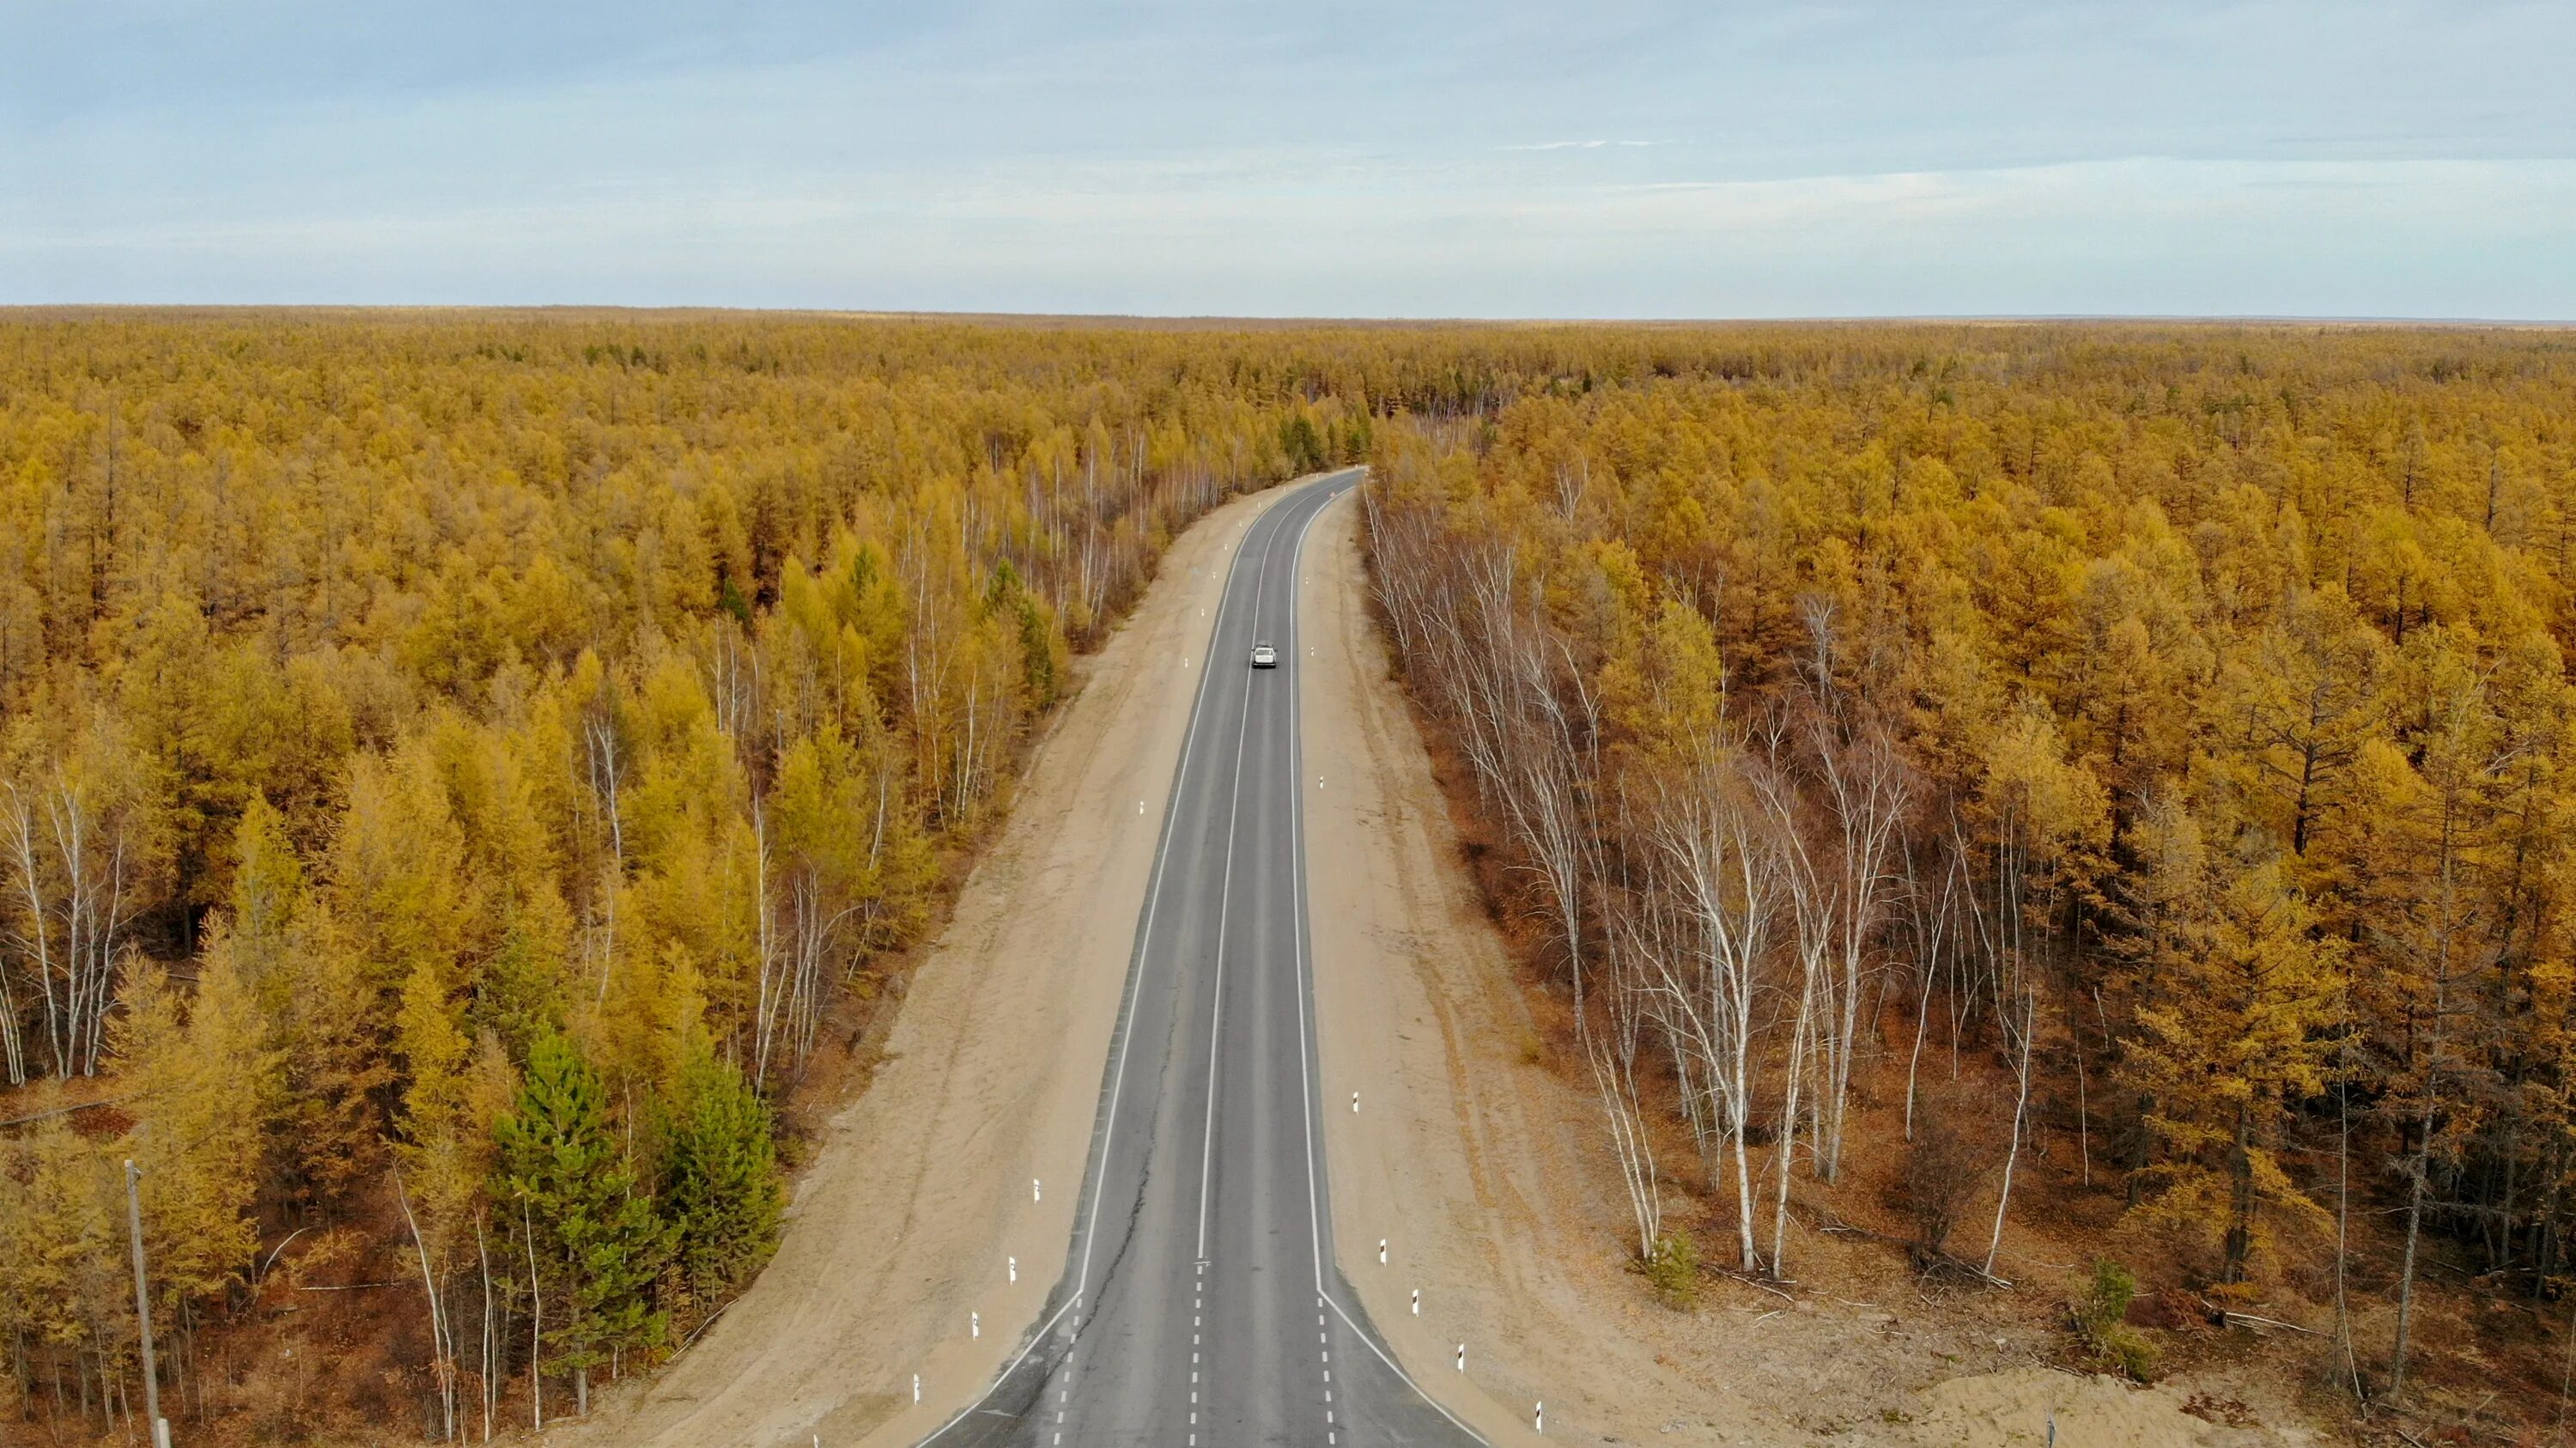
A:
[{"xmin": 1249, "ymin": 642, "xmax": 1278, "ymax": 668}]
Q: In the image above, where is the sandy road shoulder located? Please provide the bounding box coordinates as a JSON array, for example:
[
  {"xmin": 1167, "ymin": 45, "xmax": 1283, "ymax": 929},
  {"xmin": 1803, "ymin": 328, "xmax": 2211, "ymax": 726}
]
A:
[{"xmin": 1301, "ymin": 488, "xmax": 1766, "ymax": 1447}]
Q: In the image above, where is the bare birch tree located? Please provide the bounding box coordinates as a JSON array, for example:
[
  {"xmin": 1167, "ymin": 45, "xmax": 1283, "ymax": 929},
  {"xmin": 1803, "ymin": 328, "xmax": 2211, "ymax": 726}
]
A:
[
  {"xmin": 1632, "ymin": 744, "xmax": 1783, "ymax": 1272},
  {"xmin": 2, "ymin": 745, "xmax": 150, "ymax": 1080},
  {"xmin": 1809, "ymin": 722, "xmax": 1914, "ymax": 1183}
]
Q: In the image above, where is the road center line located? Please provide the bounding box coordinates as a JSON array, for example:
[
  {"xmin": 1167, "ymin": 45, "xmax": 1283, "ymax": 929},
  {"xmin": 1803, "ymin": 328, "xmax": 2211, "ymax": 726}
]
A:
[
  {"xmin": 1073, "ymin": 490, "xmax": 1275, "ymax": 1306},
  {"xmin": 1194, "ymin": 498, "xmax": 1279, "ymax": 1262}
]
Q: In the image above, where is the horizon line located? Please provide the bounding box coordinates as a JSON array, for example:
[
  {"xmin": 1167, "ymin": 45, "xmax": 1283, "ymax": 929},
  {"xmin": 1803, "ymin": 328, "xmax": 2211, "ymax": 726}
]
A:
[{"xmin": 2, "ymin": 304, "xmax": 2573, "ymax": 330}]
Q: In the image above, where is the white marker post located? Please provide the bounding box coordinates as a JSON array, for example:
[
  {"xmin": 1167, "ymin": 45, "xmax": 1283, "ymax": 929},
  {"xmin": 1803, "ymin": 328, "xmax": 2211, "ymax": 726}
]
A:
[
  {"xmin": 1535, "ymin": 1402, "xmax": 1544, "ymax": 1434},
  {"xmin": 1376, "ymin": 1239, "xmax": 1386, "ymax": 1265},
  {"xmin": 913, "ymin": 1374, "xmax": 921, "ymax": 1404},
  {"xmin": 1455, "ymin": 1343, "xmax": 1466, "ymax": 1372},
  {"xmin": 971, "ymin": 1311, "xmax": 980, "ymax": 1340},
  {"xmin": 1351, "ymin": 1091, "xmax": 1359, "ymax": 1113},
  {"xmin": 1034, "ymin": 1178, "xmax": 1042, "ymax": 1202},
  {"xmin": 1411, "ymin": 1289, "xmax": 1419, "ymax": 1316},
  {"xmin": 1008, "ymin": 1256, "xmax": 1018, "ymax": 1284}
]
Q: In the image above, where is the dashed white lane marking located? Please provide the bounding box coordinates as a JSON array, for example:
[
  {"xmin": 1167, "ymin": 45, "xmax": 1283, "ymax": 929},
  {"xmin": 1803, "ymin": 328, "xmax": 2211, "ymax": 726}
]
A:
[
  {"xmin": 1049, "ymin": 1348, "xmax": 1076, "ymax": 1447},
  {"xmin": 1315, "ymin": 1294, "xmax": 1337, "ymax": 1435}
]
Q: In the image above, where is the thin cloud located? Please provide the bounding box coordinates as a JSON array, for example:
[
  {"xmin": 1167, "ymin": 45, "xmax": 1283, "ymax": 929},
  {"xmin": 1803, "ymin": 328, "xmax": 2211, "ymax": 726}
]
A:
[
  {"xmin": 1503, "ymin": 139, "xmax": 1660, "ymax": 151},
  {"xmin": 4, "ymin": 3, "xmax": 2574, "ymax": 313}
]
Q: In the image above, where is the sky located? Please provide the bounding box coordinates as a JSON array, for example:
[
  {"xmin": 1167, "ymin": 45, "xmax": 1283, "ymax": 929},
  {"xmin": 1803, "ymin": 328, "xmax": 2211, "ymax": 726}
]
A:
[{"xmin": 3, "ymin": 1, "xmax": 2571, "ymax": 318}]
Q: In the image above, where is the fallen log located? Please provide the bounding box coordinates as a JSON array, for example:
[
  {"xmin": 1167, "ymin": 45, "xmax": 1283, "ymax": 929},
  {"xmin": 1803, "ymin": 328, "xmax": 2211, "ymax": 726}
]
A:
[{"xmin": 2202, "ymin": 1304, "xmax": 2325, "ymax": 1336}]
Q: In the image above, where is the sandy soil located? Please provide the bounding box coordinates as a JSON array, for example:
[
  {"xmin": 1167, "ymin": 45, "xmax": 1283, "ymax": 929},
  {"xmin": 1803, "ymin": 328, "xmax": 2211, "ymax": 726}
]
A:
[
  {"xmin": 555, "ymin": 483, "xmax": 1296, "ymax": 1448},
  {"xmin": 1907, "ymin": 1368, "xmax": 2308, "ymax": 1447},
  {"xmin": 1297, "ymin": 490, "xmax": 2323, "ymax": 1448}
]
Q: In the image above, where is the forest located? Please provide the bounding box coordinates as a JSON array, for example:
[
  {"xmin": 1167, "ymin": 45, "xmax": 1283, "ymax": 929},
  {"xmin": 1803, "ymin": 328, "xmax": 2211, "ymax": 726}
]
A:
[
  {"xmin": 3, "ymin": 313, "xmax": 2573, "ymax": 1442},
  {"xmin": 1360, "ymin": 325, "xmax": 2576, "ymax": 1429},
  {"xmin": 0, "ymin": 310, "xmax": 1381, "ymax": 1439}
]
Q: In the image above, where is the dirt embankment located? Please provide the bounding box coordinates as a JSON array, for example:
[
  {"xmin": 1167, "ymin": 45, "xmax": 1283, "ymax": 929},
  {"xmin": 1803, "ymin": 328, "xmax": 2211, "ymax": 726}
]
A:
[
  {"xmin": 556, "ymin": 484, "xmax": 1296, "ymax": 1448},
  {"xmin": 1298, "ymin": 491, "xmax": 2319, "ymax": 1448}
]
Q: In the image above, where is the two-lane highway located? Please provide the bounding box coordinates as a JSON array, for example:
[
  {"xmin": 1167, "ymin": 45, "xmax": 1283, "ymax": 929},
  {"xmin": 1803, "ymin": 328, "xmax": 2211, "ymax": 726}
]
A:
[{"xmin": 926, "ymin": 472, "xmax": 1482, "ymax": 1447}]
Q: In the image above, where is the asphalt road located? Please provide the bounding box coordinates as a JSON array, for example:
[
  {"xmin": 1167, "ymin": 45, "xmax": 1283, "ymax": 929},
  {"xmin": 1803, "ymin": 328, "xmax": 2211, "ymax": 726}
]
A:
[{"xmin": 922, "ymin": 472, "xmax": 1484, "ymax": 1448}]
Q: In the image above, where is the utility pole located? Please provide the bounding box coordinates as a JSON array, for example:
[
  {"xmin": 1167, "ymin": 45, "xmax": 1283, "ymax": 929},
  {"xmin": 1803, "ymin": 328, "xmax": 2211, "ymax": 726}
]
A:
[{"xmin": 125, "ymin": 1159, "xmax": 172, "ymax": 1448}]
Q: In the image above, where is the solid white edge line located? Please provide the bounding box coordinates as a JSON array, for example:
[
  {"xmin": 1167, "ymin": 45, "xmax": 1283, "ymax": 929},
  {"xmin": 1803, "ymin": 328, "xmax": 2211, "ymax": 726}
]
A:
[
  {"xmin": 1286, "ymin": 486, "xmax": 1336, "ymax": 1298},
  {"xmin": 1283, "ymin": 484, "xmax": 1345, "ymax": 1434},
  {"xmin": 1322, "ymin": 1293, "xmax": 1491, "ymax": 1446},
  {"xmin": 917, "ymin": 1295, "xmax": 1081, "ymax": 1444},
  {"xmin": 1290, "ymin": 478, "xmax": 1496, "ymax": 1448}
]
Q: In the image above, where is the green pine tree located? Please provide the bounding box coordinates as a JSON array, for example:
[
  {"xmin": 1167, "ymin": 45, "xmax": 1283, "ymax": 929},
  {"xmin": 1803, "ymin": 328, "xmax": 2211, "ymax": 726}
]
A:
[
  {"xmin": 661, "ymin": 1042, "xmax": 784, "ymax": 1296},
  {"xmin": 493, "ymin": 1032, "xmax": 674, "ymax": 1407},
  {"xmin": 470, "ymin": 902, "xmax": 568, "ymax": 1060}
]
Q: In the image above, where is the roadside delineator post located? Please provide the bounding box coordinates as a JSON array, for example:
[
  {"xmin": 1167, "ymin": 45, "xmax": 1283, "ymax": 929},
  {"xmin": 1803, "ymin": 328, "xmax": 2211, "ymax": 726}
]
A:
[
  {"xmin": 1410, "ymin": 1289, "xmax": 1419, "ymax": 1316},
  {"xmin": 913, "ymin": 1374, "xmax": 920, "ymax": 1404},
  {"xmin": 1455, "ymin": 1343, "xmax": 1465, "ymax": 1372},
  {"xmin": 1034, "ymin": 1178, "xmax": 1042, "ymax": 1202},
  {"xmin": 1008, "ymin": 1256, "xmax": 1018, "ymax": 1283},
  {"xmin": 1351, "ymin": 1092, "xmax": 1359, "ymax": 1113},
  {"xmin": 1376, "ymin": 1239, "xmax": 1386, "ymax": 1264},
  {"xmin": 1535, "ymin": 1402, "xmax": 1544, "ymax": 1434},
  {"xmin": 971, "ymin": 1311, "xmax": 980, "ymax": 1340}
]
